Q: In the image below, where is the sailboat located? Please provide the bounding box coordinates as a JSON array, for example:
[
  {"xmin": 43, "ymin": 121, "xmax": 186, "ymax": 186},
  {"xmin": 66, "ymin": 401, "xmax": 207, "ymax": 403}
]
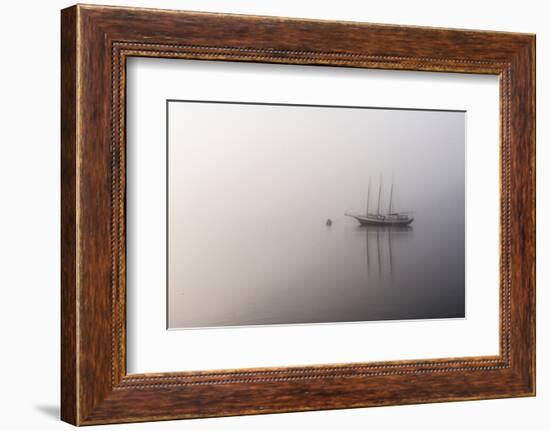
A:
[{"xmin": 345, "ymin": 175, "xmax": 414, "ymax": 226}]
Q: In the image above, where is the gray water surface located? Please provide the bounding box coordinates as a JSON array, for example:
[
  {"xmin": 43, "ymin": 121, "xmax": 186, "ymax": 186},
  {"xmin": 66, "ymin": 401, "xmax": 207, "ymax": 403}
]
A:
[{"xmin": 169, "ymin": 214, "xmax": 465, "ymax": 328}]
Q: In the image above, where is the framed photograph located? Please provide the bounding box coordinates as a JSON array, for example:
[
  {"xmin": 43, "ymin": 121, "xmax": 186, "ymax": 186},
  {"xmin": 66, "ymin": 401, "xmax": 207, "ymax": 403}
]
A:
[{"xmin": 61, "ymin": 4, "xmax": 535, "ymax": 425}]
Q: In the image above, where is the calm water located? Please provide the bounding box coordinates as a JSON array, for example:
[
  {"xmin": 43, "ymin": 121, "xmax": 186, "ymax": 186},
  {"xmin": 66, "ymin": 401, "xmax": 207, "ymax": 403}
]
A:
[{"xmin": 169, "ymin": 210, "xmax": 465, "ymax": 328}]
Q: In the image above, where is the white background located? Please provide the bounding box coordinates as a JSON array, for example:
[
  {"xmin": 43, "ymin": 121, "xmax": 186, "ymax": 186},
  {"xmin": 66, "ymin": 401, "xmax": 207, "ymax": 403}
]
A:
[
  {"xmin": 0, "ymin": 0, "xmax": 546, "ymax": 430},
  {"xmin": 128, "ymin": 60, "xmax": 499, "ymax": 373}
]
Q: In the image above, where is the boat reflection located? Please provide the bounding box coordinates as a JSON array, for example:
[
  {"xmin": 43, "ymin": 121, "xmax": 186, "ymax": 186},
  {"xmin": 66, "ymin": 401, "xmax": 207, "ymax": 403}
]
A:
[{"xmin": 363, "ymin": 225, "xmax": 413, "ymax": 279}]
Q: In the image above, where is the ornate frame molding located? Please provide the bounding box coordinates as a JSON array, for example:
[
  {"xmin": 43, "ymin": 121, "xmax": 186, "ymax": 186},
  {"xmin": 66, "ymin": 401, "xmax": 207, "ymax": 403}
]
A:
[{"xmin": 61, "ymin": 5, "xmax": 535, "ymax": 425}]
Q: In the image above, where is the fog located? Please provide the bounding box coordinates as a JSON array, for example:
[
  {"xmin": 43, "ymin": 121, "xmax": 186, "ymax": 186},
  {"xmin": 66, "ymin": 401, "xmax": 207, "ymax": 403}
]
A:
[{"xmin": 168, "ymin": 101, "xmax": 465, "ymax": 328}]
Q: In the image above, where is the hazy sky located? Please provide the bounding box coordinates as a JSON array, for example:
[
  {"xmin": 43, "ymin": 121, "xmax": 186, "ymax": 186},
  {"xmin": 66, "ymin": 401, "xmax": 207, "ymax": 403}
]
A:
[
  {"xmin": 167, "ymin": 101, "xmax": 465, "ymax": 328},
  {"xmin": 169, "ymin": 102, "xmax": 464, "ymax": 223}
]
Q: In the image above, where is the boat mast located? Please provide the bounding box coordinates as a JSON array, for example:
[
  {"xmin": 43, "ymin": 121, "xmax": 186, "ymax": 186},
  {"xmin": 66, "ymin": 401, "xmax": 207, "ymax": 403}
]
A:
[
  {"xmin": 388, "ymin": 182, "xmax": 394, "ymax": 215},
  {"xmin": 367, "ymin": 176, "xmax": 371, "ymax": 215},
  {"xmin": 377, "ymin": 174, "xmax": 382, "ymax": 216}
]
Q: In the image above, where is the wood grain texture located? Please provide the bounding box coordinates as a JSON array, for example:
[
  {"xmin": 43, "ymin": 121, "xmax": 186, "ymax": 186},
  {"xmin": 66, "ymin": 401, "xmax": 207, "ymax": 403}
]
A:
[
  {"xmin": 60, "ymin": 5, "xmax": 78, "ymax": 425},
  {"xmin": 60, "ymin": 4, "xmax": 535, "ymax": 425}
]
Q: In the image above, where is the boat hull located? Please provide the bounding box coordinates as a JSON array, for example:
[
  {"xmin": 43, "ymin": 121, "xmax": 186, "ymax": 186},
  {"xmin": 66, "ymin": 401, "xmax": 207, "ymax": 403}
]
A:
[{"xmin": 347, "ymin": 214, "xmax": 414, "ymax": 226}]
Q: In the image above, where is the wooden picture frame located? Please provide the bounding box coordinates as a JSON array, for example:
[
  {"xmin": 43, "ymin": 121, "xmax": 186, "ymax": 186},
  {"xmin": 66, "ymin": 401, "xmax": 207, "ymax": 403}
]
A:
[{"xmin": 61, "ymin": 4, "xmax": 535, "ymax": 425}]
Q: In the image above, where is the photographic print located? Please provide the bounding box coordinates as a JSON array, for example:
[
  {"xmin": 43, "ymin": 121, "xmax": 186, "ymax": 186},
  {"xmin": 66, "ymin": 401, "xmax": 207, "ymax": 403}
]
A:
[{"xmin": 167, "ymin": 100, "xmax": 465, "ymax": 329}]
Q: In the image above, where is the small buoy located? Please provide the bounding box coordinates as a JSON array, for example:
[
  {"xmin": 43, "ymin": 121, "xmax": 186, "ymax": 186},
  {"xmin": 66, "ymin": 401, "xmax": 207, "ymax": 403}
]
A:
[{"xmin": 326, "ymin": 218, "xmax": 332, "ymax": 226}]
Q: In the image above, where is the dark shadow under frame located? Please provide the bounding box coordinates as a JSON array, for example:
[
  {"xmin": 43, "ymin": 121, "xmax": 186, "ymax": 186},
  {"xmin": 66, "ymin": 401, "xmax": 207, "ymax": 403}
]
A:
[{"xmin": 61, "ymin": 4, "xmax": 535, "ymax": 425}]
